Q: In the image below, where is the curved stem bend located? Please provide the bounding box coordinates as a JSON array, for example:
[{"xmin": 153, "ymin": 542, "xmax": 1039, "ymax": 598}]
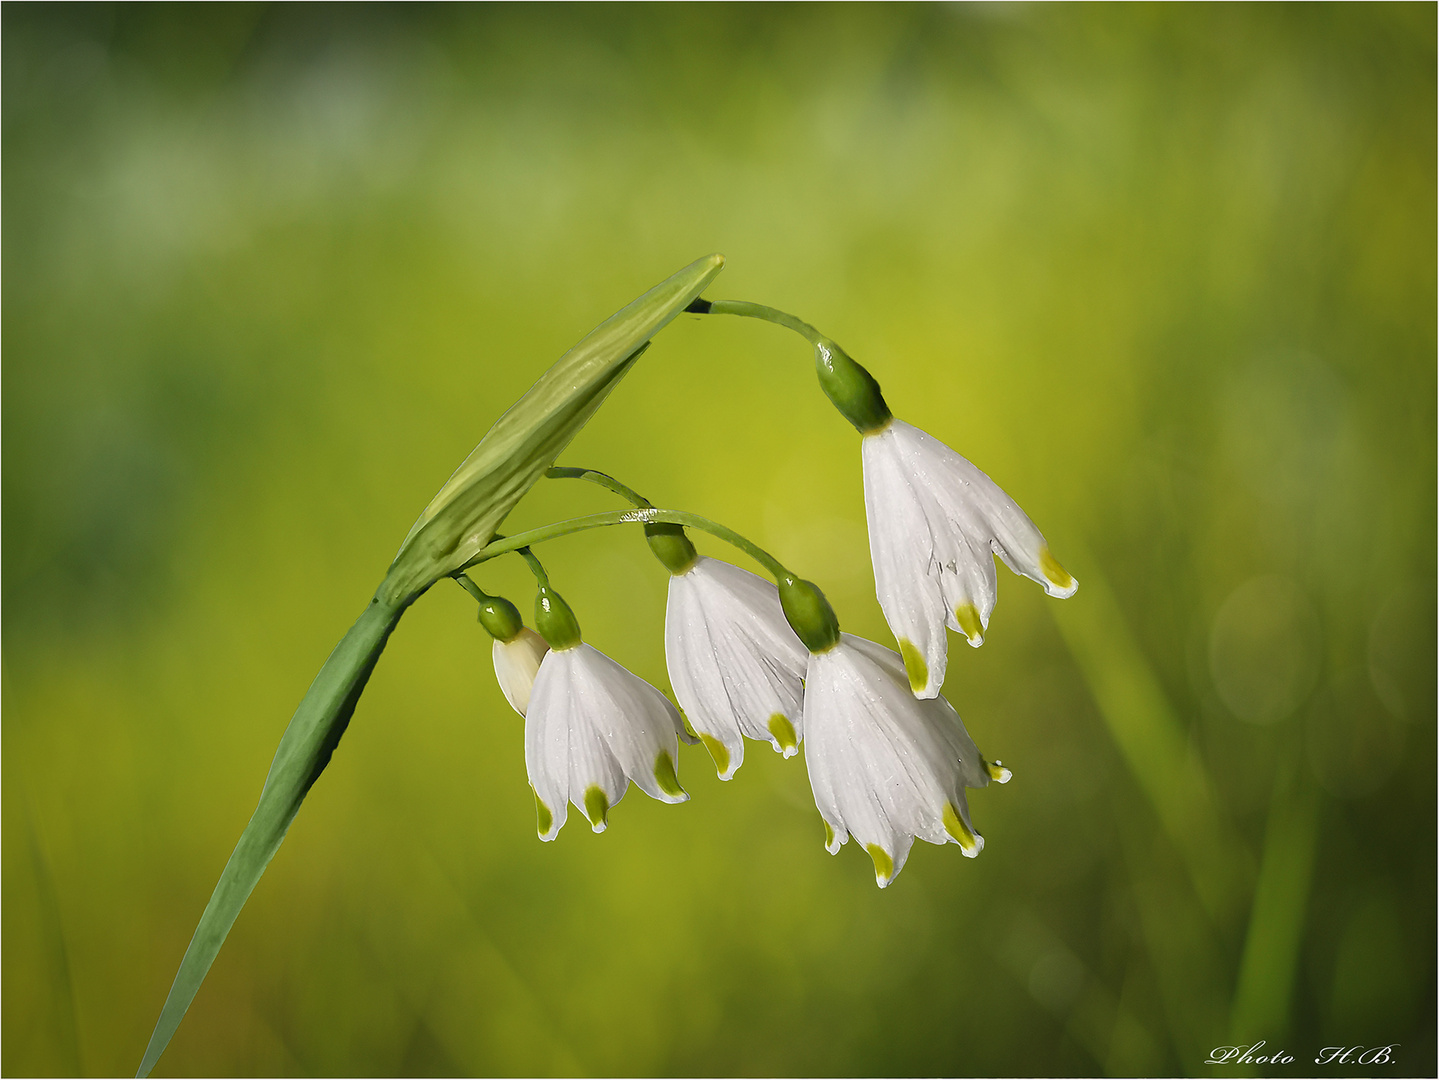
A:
[
  {"xmin": 696, "ymin": 299, "xmax": 826, "ymax": 347},
  {"xmin": 546, "ymin": 466, "xmax": 652, "ymax": 509},
  {"xmin": 462, "ymin": 509, "xmax": 791, "ymax": 582}
]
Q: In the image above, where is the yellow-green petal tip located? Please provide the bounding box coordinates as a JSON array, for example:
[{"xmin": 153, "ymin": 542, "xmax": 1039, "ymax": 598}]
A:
[
  {"xmin": 866, "ymin": 843, "xmax": 895, "ymax": 886},
  {"xmin": 1040, "ymin": 546, "xmax": 1076, "ymax": 594},
  {"xmin": 898, "ymin": 638, "xmax": 929, "ymax": 694},
  {"xmin": 583, "ymin": 785, "xmax": 609, "ymax": 831},
  {"xmin": 700, "ymin": 733, "xmax": 732, "ymax": 778},
  {"xmin": 955, "ymin": 603, "xmax": 984, "ymax": 645},
  {"xmin": 768, "ymin": 713, "xmax": 799, "ymax": 756},
  {"xmin": 653, "ymin": 750, "xmax": 686, "ymax": 799},
  {"xmin": 942, "ymin": 801, "xmax": 981, "ymax": 854},
  {"xmin": 533, "ymin": 789, "xmax": 554, "ymax": 838}
]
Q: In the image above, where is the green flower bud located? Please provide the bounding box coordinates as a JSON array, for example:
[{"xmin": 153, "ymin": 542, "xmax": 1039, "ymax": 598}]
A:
[
  {"xmin": 814, "ymin": 339, "xmax": 892, "ymax": 434},
  {"xmin": 778, "ymin": 575, "xmax": 841, "ymax": 654},
  {"xmin": 475, "ymin": 594, "xmax": 524, "ymax": 642},
  {"xmin": 535, "ymin": 585, "xmax": 582, "ymax": 651},
  {"xmin": 644, "ymin": 522, "xmax": 698, "ymax": 575}
]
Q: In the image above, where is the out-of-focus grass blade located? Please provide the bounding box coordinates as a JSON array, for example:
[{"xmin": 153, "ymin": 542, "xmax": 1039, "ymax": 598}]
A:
[
  {"xmin": 1228, "ymin": 756, "xmax": 1320, "ymax": 1041},
  {"xmin": 1048, "ymin": 543, "xmax": 1251, "ymax": 920},
  {"xmin": 1051, "ymin": 544, "xmax": 1251, "ymax": 1063},
  {"xmin": 136, "ymin": 597, "xmax": 405, "ymax": 1077},
  {"xmin": 1115, "ymin": 807, "xmax": 1231, "ymax": 1064}
]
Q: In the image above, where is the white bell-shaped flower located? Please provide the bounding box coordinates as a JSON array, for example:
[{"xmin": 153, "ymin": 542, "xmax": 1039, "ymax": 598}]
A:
[
  {"xmin": 525, "ymin": 642, "xmax": 692, "ymax": 840},
  {"xmin": 862, "ymin": 419, "xmax": 1077, "ymax": 698},
  {"xmin": 491, "ymin": 626, "xmax": 549, "ymax": 717},
  {"xmin": 665, "ymin": 556, "xmax": 808, "ymax": 779},
  {"xmin": 803, "ymin": 632, "xmax": 1010, "ymax": 888}
]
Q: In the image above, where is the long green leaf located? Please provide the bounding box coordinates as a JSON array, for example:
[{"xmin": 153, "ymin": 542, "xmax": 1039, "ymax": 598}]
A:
[{"xmin": 136, "ymin": 596, "xmax": 405, "ymax": 1076}]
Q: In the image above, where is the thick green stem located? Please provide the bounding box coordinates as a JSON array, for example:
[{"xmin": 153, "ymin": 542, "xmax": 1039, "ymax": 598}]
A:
[
  {"xmin": 462, "ymin": 508, "xmax": 791, "ymax": 582},
  {"xmin": 137, "ymin": 593, "xmax": 408, "ymax": 1077}
]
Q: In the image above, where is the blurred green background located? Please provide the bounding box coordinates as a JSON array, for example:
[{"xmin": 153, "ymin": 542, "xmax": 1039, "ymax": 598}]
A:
[{"xmin": 4, "ymin": 3, "xmax": 1434, "ymax": 1076}]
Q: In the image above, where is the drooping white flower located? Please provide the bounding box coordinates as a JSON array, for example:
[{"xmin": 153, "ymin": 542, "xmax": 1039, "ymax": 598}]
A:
[
  {"xmin": 862, "ymin": 419, "xmax": 1077, "ymax": 698},
  {"xmin": 525, "ymin": 642, "xmax": 692, "ymax": 840},
  {"xmin": 664, "ymin": 556, "xmax": 809, "ymax": 779},
  {"xmin": 491, "ymin": 626, "xmax": 549, "ymax": 717},
  {"xmin": 803, "ymin": 632, "xmax": 1010, "ymax": 888}
]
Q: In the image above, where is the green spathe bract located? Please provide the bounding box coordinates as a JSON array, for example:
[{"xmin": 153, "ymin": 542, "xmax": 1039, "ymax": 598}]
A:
[
  {"xmin": 135, "ymin": 254, "xmax": 724, "ymax": 1078},
  {"xmin": 382, "ymin": 253, "xmax": 725, "ymax": 605}
]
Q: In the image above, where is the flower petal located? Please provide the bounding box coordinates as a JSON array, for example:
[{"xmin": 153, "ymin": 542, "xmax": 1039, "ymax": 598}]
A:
[
  {"xmin": 665, "ymin": 557, "xmax": 807, "ymax": 776},
  {"xmin": 893, "ymin": 420, "xmax": 1078, "ymax": 600},
  {"xmin": 861, "ymin": 419, "xmax": 1076, "ymax": 699},
  {"xmin": 565, "ymin": 644, "xmax": 689, "ymax": 807},
  {"xmin": 492, "ymin": 627, "xmax": 549, "ymax": 717},
  {"xmin": 524, "ymin": 650, "xmax": 576, "ymax": 840},
  {"xmin": 801, "ymin": 634, "xmax": 1002, "ymax": 886},
  {"xmin": 862, "ymin": 429, "xmax": 950, "ymax": 698},
  {"xmin": 805, "ymin": 643, "xmax": 937, "ymax": 860}
]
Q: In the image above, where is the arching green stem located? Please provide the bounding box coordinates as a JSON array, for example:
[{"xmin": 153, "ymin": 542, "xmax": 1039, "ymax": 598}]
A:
[
  {"xmin": 689, "ymin": 297, "xmax": 892, "ymax": 434},
  {"xmin": 462, "ymin": 508, "xmax": 791, "ymax": 582},
  {"xmin": 690, "ymin": 298, "xmax": 825, "ymax": 346},
  {"xmin": 548, "ymin": 465, "xmax": 698, "ymax": 574},
  {"xmin": 453, "ymin": 573, "xmax": 489, "ymax": 605},
  {"xmin": 518, "ymin": 547, "xmax": 550, "ymax": 586},
  {"xmin": 546, "ymin": 465, "xmax": 652, "ymax": 508}
]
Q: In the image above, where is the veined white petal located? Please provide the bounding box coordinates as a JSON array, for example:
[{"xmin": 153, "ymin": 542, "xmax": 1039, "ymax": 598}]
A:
[
  {"xmin": 860, "ymin": 419, "xmax": 1076, "ymax": 700},
  {"xmin": 525, "ymin": 649, "xmax": 576, "ymax": 841},
  {"xmin": 937, "ymin": 530, "xmax": 997, "ymax": 648},
  {"xmin": 665, "ymin": 557, "xmax": 807, "ymax": 778},
  {"xmin": 492, "ymin": 627, "xmax": 549, "ymax": 717},
  {"xmin": 566, "ymin": 645, "xmax": 689, "ymax": 806},
  {"xmin": 890, "ymin": 420, "xmax": 1078, "ymax": 600},
  {"xmin": 801, "ymin": 634, "xmax": 1001, "ymax": 886},
  {"xmin": 862, "ymin": 429, "xmax": 950, "ymax": 698},
  {"xmin": 523, "ymin": 644, "xmax": 688, "ymax": 841},
  {"xmin": 843, "ymin": 635, "xmax": 993, "ymax": 792}
]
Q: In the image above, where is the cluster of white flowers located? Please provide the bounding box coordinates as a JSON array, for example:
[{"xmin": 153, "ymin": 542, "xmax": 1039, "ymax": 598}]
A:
[{"xmin": 482, "ymin": 402, "xmax": 1072, "ymax": 888}]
